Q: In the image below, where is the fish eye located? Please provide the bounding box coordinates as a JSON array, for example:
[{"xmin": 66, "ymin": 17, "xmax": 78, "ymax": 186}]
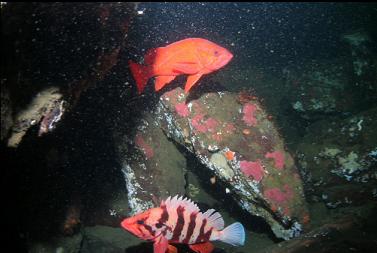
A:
[
  {"xmin": 137, "ymin": 220, "xmax": 144, "ymax": 225},
  {"xmin": 214, "ymin": 50, "xmax": 219, "ymax": 56},
  {"xmin": 155, "ymin": 223, "xmax": 162, "ymax": 228}
]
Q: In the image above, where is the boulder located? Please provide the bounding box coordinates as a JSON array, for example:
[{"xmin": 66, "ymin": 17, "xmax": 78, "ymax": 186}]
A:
[
  {"xmin": 153, "ymin": 86, "xmax": 309, "ymax": 239},
  {"xmin": 259, "ymin": 214, "xmax": 377, "ymax": 253},
  {"xmin": 296, "ymin": 106, "xmax": 377, "ymax": 209}
]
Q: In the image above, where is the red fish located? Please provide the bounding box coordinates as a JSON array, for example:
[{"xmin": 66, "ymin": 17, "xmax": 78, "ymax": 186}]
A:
[
  {"xmin": 121, "ymin": 195, "xmax": 245, "ymax": 253},
  {"xmin": 129, "ymin": 38, "xmax": 233, "ymax": 94}
]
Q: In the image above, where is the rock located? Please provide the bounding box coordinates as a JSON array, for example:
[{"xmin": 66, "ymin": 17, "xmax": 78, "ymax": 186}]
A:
[
  {"xmin": 284, "ymin": 31, "xmax": 376, "ymax": 121},
  {"xmin": 1, "ymin": 3, "xmax": 137, "ymax": 251},
  {"xmin": 81, "ymin": 226, "xmax": 141, "ymax": 253},
  {"xmin": 1, "ymin": 86, "xmax": 13, "ymax": 141},
  {"xmin": 29, "ymin": 232, "xmax": 83, "ymax": 253},
  {"xmin": 259, "ymin": 214, "xmax": 377, "ymax": 253},
  {"xmin": 7, "ymin": 86, "xmax": 64, "ymax": 147},
  {"xmin": 285, "ymin": 59, "xmax": 352, "ymax": 120},
  {"xmin": 114, "ymin": 109, "xmax": 187, "ymax": 216},
  {"xmin": 155, "ymin": 86, "xmax": 309, "ymax": 239},
  {"xmin": 341, "ymin": 30, "xmax": 373, "ymax": 77},
  {"xmin": 296, "ymin": 106, "xmax": 377, "ymax": 210},
  {"xmin": 1, "ymin": 2, "xmax": 135, "ymax": 147},
  {"xmin": 210, "ymin": 152, "xmax": 235, "ymax": 180}
]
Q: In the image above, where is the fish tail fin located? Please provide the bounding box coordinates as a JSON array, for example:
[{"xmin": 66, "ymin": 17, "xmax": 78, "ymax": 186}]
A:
[
  {"xmin": 219, "ymin": 222, "xmax": 245, "ymax": 246},
  {"xmin": 129, "ymin": 60, "xmax": 150, "ymax": 94}
]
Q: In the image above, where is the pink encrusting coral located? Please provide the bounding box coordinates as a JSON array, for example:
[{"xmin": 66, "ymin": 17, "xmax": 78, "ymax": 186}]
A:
[
  {"xmin": 175, "ymin": 102, "xmax": 190, "ymax": 117},
  {"xmin": 191, "ymin": 114, "xmax": 207, "ymax": 133},
  {"xmin": 191, "ymin": 114, "xmax": 219, "ymax": 133},
  {"xmin": 265, "ymin": 151, "xmax": 285, "ymax": 170},
  {"xmin": 264, "ymin": 184, "xmax": 294, "ymax": 204},
  {"xmin": 211, "ymin": 133, "xmax": 223, "ymax": 142},
  {"xmin": 242, "ymin": 103, "xmax": 258, "ymax": 126},
  {"xmin": 134, "ymin": 133, "xmax": 154, "ymax": 159},
  {"xmin": 240, "ymin": 160, "xmax": 264, "ymax": 182},
  {"xmin": 205, "ymin": 118, "xmax": 219, "ymax": 131},
  {"xmin": 224, "ymin": 123, "xmax": 236, "ymax": 134}
]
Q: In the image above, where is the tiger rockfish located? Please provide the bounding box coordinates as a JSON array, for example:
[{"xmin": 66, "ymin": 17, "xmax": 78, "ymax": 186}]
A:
[{"xmin": 121, "ymin": 195, "xmax": 245, "ymax": 253}]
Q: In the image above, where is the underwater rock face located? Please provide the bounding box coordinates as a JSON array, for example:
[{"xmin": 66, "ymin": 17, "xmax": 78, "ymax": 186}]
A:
[
  {"xmin": 1, "ymin": 87, "xmax": 13, "ymax": 142},
  {"xmin": 297, "ymin": 106, "xmax": 377, "ymax": 209},
  {"xmin": 284, "ymin": 31, "xmax": 376, "ymax": 121},
  {"xmin": 6, "ymin": 87, "xmax": 64, "ymax": 147},
  {"xmin": 2, "ymin": 2, "xmax": 134, "ymax": 147},
  {"xmin": 155, "ymin": 87, "xmax": 309, "ymax": 240},
  {"xmin": 286, "ymin": 60, "xmax": 350, "ymax": 120},
  {"xmin": 115, "ymin": 112, "xmax": 187, "ymax": 216},
  {"xmin": 260, "ymin": 214, "xmax": 377, "ymax": 253},
  {"xmin": 342, "ymin": 30, "xmax": 373, "ymax": 77}
]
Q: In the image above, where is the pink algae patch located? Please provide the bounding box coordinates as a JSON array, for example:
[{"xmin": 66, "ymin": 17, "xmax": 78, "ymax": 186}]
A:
[
  {"xmin": 265, "ymin": 151, "xmax": 285, "ymax": 170},
  {"xmin": 224, "ymin": 123, "xmax": 236, "ymax": 134},
  {"xmin": 175, "ymin": 102, "xmax": 190, "ymax": 117},
  {"xmin": 134, "ymin": 133, "xmax": 154, "ymax": 159},
  {"xmin": 191, "ymin": 114, "xmax": 219, "ymax": 133},
  {"xmin": 242, "ymin": 103, "xmax": 258, "ymax": 126},
  {"xmin": 205, "ymin": 118, "xmax": 219, "ymax": 130},
  {"xmin": 240, "ymin": 160, "xmax": 264, "ymax": 182},
  {"xmin": 264, "ymin": 184, "xmax": 294, "ymax": 204},
  {"xmin": 212, "ymin": 133, "xmax": 223, "ymax": 142}
]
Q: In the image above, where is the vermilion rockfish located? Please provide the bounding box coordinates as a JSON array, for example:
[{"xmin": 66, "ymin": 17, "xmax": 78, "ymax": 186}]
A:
[{"xmin": 129, "ymin": 38, "xmax": 233, "ymax": 94}]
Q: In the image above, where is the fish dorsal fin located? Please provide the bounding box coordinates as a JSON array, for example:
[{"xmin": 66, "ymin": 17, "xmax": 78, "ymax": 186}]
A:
[
  {"xmin": 162, "ymin": 195, "xmax": 200, "ymax": 215},
  {"xmin": 161, "ymin": 195, "xmax": 224, "ymax": 230},
  {"xmin": 145, "ymin": 46, "xmax": 177, "ymax": 66},
  {"xmin": 146, "ymin": 46, "xmax": 190, "ymax": 69},
  {"xmin": 202, "ymin": 208, "xmax": 224, "ymax": 230}
]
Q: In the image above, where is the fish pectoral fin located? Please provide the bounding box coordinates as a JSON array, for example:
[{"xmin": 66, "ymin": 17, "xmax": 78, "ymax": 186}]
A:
[
  {"xmin": 153, "ymin": 235, "xmax": 168, "ymax": 253},
  {"xmin": 184, "ymin": 73, "xmax": 203, "ymax": 93},
  {"xmin": 189, "ymin": 242, "xmax": 215, "ymax": 253},
  {"xmin": 167, "ymin": 244, "xmax": 177, "ymax": 253},
  {"xmin": 155, "ymin": 75, "xmax": 177, "ymax": 91}
]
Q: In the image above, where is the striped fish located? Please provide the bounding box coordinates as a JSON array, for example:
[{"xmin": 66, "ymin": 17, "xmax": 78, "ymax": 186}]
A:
[{"xmin": 121, "ymin": 195, "xmax": 245, "ymax": 253}]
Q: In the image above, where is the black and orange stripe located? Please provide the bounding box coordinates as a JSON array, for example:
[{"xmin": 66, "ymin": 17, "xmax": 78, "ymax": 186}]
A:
[
  {"xmin": 171, "ymin": 205, "xmax": 185, "ymax": 241},
  {"xmin": 153, "ymin": 199, "xmax": 215, "ymax": 245},
  {"xmin": 196, "ymin": 218, "xmax": 213, "ymax": 243},
  {"xmin": 182, "ymin": 211, "xmax": 198, "ymax": 243}
]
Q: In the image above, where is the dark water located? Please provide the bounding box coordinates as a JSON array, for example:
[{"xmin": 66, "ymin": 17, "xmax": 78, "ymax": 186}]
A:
[
  {"xmin": 2, "ymin": 2, "xmax": 377, "ymax": 253},
  {"xmin": 128, "ymin": 2, "xmax": 377, "ymax": 72}
]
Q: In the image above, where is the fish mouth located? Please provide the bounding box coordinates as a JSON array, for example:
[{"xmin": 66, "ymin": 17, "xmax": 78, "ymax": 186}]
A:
[
  {"xmin": 225, "ymin": 52, "xmax": 234, "ymax": 64},
  {"xmin": 218, "ymin": 48, "xmax": 233, "ymax": 64},
  {"xmin": 121, "ymin": 219, "xmax": 136, "ymax": 233}
]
